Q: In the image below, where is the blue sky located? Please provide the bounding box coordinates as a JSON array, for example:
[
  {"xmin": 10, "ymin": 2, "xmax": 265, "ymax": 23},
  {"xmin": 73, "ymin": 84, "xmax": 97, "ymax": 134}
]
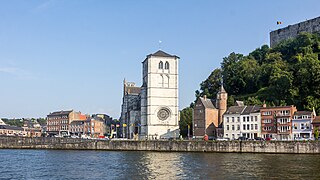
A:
[{"xmin": 0, "ymin": 0, "xmax": 319, "ymax": 119}]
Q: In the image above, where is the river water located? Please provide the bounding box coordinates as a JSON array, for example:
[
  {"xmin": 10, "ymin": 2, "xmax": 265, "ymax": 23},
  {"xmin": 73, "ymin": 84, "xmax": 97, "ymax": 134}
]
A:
[{"xmin": 0, "ymin": 149, "xmax": 319, "ymax": 179}]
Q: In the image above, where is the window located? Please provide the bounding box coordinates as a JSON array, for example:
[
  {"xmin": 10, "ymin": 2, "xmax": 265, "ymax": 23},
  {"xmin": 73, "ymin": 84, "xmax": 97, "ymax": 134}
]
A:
[
  {"xmin": 237, "ymin": 125, "xmax": 240, "ymax": 130},
  {"xmin": 263, "ymin": 119, "xmax": 271, "ymax": 123},
  {"xmin": 293, "ymin": 123, "xmax": 297, "ymax": 129},
  {"xmin": 251, "ymin": 116, "xmax": 253, "ymax": 122},
  {"xmin": 158, "ymin": 61, "xmax": 163, "ymax": 69},
  {"xmin": 232, "ymin": 117, "xmax": 234, "ymax": 122},
  {"xmin": 165, "ymin": 61, "xmax": 169, "ymax": 69},
  {"xmin": 251, "ymin": 124, "xmax": 253, "ymax": 130},
  {"xmin": 226, "ymin": 117, "xmax": 229, "ymax": 123},
  {"xmin": 243, "ymin": 117, "xmax": 245, "ymax": 122},
  {"xmin": 243, "ymin": 125, "xmax": 246, "ymax": 130},
  {"xmin": 227, "ymin": 125, "xmax": 229, "ymax": 130},
  {"xmin": 247, "ymin": 124, "xmax": 250, "ymax": 130},
  {"xmin": 232, "ymin": 125, "xmax": 234, "ymax": 130},
  {"xmin": 255, "ymin": 124, "xmax": 258, "ymax": 130},
  {"xmin": 237, "ymin": 117, "xmax": 240, "ymax": 122},
  {"xmin": 306, "ymin": 123, "xmax": 310, "ymax": 129},
  {"xmin": 247, "ymin": 117, "xmax": 249, "ymax": 122},
  {"xmin": 301, "ymin": 124, "xmax": 305, "ymax": 129},
  {"xmin": 255, "ymin": 116, "xmax": 257, "ymax": 122},
  {"xmin": 262, "ymin": 111, "xmax": 271, "ymax": 115}
]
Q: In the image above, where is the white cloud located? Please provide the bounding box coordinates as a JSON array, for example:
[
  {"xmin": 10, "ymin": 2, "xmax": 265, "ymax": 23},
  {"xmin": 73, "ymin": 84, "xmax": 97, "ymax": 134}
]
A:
[{"xmin": 0, "ymin": 66, "xmax": 35, "ymax": 80}]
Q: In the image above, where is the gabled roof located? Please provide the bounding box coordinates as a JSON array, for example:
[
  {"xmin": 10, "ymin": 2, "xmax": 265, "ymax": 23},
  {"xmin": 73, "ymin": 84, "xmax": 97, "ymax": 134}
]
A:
[
  {"xmin": 225, "ymin": 106, "xmax": 246, "ymax": 115},
  {"xmin": 199, "ymin": 97, "xmax": 216, "ymax": 109},
  {"xmin": 242, "ymin": 105, "xmax": 261, "ymax": 115},
  {"xmin": 48, "ymin": 110, "xmax": 73, "ymax": 116},
  {"xmin": 294, "ymin": 111, "xmax": 312, "ymax": 116},
  {"xmin": 147, "ymin": 50, "xmax": 179, "ymax": 59}
]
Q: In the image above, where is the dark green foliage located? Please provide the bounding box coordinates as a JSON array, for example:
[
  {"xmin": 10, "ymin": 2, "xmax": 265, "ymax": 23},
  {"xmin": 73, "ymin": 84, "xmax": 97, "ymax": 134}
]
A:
[
  {"xmin": 196, "ymin": 32, "xmax": 320, "ymax": 114},
  {"xmin": 179, "ymin": 107, "xmax": 193, "ymax": 137},
  {"xmin": 3, "ymin": 119, "xmax": 24, "ymax": 127}
]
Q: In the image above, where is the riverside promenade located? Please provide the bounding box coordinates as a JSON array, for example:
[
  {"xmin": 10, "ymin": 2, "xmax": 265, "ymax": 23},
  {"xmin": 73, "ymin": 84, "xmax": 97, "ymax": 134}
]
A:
[{"xmin": 0, "ymin": 136, "xmax": 320, "ymax": 154}]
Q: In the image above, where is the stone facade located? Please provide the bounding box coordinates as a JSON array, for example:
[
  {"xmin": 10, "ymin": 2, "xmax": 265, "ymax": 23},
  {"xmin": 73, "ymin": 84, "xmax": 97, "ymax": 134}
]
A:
[
  {"xmin": 2, "ymin": 136, "xmax": 320, "ymax": 154},
  {"xmin": 140, "ymin": 51, "xmax": 180, "ymax": 140},
  {"xmin": 270, "ymin": 16, "xmax": 320, "ymax": 47},
  {"xmin": 120, "ymin": 50, "xmax": 180, "ymax": 140}
]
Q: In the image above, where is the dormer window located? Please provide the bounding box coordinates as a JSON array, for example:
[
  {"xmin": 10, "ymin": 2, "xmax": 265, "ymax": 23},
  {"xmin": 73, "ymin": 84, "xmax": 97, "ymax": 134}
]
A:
[
  {"xmin": 165, "ymin": 61, "xmax": 169, "ymax": 69},
  {"xmin": 159, "ymin": 61, "xmax": 163, "ymax": 69}
]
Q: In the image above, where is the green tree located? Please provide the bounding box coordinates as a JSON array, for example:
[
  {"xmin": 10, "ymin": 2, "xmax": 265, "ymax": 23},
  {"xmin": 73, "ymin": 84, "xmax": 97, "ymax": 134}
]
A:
[{"xmin": 179, "ymin": 107, "xmax": 193, "ymax": 137}]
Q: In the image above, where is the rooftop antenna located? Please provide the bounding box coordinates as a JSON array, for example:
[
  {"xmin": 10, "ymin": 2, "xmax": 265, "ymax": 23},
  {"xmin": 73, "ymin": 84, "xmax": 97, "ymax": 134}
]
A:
[{"xmin": 158, "ymin": 40, "xmax": 162, "ymax": 50}]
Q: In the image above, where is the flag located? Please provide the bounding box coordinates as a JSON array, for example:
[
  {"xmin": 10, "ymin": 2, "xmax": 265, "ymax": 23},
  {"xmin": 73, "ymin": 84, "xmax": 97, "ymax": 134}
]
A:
[
  {"xmin": 123, "ymin": 124, "xmax": 127, "ymax": 127},
  {"xmin": 277, "ymin": 21, "xmax": 282, "ymax": 25}
]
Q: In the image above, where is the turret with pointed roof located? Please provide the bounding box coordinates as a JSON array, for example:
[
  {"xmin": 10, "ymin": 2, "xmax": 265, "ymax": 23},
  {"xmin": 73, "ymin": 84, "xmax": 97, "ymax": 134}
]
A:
[{"xmin": 216, "ymin": 84, "xmax": 228, "ymax": 125}]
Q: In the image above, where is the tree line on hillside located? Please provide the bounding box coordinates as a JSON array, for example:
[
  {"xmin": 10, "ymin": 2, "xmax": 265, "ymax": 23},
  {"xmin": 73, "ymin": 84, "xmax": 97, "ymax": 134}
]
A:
[{"xmin": 180, "ymin": 32, "xmax": 320, "ymax": 137}]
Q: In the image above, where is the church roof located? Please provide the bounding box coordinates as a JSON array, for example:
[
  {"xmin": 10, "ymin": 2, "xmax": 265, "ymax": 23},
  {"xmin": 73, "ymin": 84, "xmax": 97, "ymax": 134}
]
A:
[
  {"xmin": 147, "ymin": 50, "xmax": 179, "ymax": 58},
  {"xmin": 125, "ymin": 86, "xmax": 141, "ymax": 95}
]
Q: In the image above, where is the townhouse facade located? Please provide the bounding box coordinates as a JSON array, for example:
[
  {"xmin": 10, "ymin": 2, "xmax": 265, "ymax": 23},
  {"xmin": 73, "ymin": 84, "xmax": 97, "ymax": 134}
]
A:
[
  {"xmin": 47, "ymin": 110, "xmax": 87, "ymax": 136},
  {"xmin": 260, "ymin": 105, "xmax": 297, "ymax": 140},
  {"xmin": 223, "ymin": 105, "xmax": 261, "ymax": 140},
  {"xmin": 292, "ymin": 111, "xmax": 315, "ymax": 139}
]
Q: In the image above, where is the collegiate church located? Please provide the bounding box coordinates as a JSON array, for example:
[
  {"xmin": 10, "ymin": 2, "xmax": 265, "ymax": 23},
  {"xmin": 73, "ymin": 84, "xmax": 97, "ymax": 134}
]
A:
[{"xmin": 120, "ymin": 50, "xmax": 180, "ymax": 139}]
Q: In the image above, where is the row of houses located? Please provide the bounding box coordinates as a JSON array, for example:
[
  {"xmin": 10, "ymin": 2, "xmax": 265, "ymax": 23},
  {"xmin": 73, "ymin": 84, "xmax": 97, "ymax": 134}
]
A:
[
  {"xmin": 0, "ymin": 118, "xmax": 43, "ymax": 137},
  {"xmin": 46, "ymin": 110, "xmax": 111, "ymax": 138},
  {"xmin": 192, "ymin": 85, "xmax": 320, "ymax": 140},
  {"xmin": 223, "ymin": 103, "xmax": 319, "ymax": 140}
]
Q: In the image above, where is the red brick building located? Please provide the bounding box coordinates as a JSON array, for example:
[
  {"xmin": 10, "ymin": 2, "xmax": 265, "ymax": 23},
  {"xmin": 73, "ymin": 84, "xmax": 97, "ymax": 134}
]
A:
[{"xmin": 260, "ymin": 105, "xmax": 297, "ymax": 140}]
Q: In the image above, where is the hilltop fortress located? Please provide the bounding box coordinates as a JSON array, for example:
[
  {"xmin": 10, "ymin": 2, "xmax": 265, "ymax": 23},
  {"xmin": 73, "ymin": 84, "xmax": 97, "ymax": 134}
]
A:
[{"xmin": 270, "ymin": 16, "xmax": 320, "ymax": 47}]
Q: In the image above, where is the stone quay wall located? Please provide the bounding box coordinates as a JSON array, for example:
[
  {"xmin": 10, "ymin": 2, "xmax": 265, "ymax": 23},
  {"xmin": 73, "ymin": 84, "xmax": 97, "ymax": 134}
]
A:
[
  {"xmin": 0, "ymin": 136, "xmax": 320, "ymax": 154},
  {"xmin": 270, "ymin": 16, "xmax": 320, "ymax": 47}
]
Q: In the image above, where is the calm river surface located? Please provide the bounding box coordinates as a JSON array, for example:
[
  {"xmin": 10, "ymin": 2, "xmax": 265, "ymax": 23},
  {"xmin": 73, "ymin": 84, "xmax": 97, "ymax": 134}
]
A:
[{"xmin": 1, "ymin": 149, "xmax": 320, "ymax": 180}]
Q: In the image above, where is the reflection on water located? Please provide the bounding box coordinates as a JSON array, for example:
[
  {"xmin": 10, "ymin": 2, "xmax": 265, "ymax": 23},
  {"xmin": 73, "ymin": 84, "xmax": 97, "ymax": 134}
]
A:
[{"xmin": 0, "ymin": 149, "xmax": 320, "ymax": 179}]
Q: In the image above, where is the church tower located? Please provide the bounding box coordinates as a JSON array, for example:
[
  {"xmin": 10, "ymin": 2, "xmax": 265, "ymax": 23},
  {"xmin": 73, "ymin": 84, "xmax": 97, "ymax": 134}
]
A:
[
  {"xmin": 216, "ymin": 84, "xmax": 227, "ymax": 125},
  {"xmin": 140, "ymin": 50, "xmax": 180, "ymax": 139}
]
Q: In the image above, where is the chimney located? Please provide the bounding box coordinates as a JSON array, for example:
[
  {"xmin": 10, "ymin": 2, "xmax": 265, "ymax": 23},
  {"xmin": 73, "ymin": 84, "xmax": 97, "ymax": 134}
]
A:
[{"xmin": 204, "ymin": 95, "xmax": 207, "ymax": 100}]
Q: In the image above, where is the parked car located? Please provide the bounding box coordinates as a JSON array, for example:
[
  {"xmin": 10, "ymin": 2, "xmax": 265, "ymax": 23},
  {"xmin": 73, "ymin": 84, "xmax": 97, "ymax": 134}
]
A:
[
  {"xmin": 216, "ymin": 137, "xmax": 230, "ymax": 141},
  {"xmin": 254, "ymin": 137, "xmax": 265, "ymax": 141}
]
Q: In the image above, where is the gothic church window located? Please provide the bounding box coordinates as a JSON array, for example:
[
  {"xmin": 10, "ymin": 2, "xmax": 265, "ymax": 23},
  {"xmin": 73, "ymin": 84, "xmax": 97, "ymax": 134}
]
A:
[
  {"xmin": 165, "ymin": 61, "xmax": 169, "ymax": 69},
  {"xmin": 159, "ymin": 61, "xmax": 163, "ymax": 69}
]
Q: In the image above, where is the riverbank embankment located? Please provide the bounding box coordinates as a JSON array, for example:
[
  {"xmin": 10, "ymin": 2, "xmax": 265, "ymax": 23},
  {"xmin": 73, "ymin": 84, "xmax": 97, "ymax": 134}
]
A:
[{"xmin": 0, "ymin": 136, "xmax": 319, "ymax": 154}]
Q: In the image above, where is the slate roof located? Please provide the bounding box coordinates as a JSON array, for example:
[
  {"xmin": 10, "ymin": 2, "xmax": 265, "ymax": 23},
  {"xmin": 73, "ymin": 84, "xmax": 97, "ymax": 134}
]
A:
[
  {"xmin": 294, "ymin": 111, "xmax": 312, "ymax": 116},
  {"xmin": 48, "ymin": 110, "xmax": 73, "ymax": 116},
  {"xmin": 199, "ymin": 97, "xmax": 216, "ymax": 109},
  {"xmin": 0, "ymin": 125, "xmax": 24, "ymax": 131},
  {"xmin": 225, "ymin": 106, "xmax": 246, "ymax": 115},
  {"xmin": 242, "ymin": 105, "xmax": 261, "ymax": 115},
  {"xmin": 147, "ymin": 50, "xmax": 179, "ymax": 59}
]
